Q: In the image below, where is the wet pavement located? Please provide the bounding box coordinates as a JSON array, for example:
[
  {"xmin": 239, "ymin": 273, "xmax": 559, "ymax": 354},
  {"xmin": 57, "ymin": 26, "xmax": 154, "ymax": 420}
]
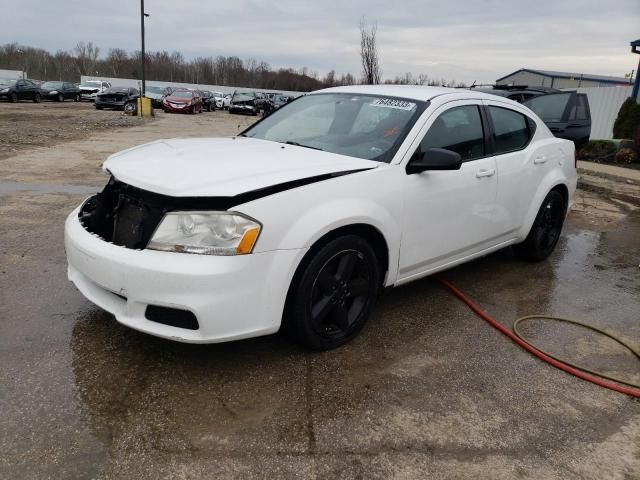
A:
[
  {"xmin": 0, "ymin": 112, "xmax": 639, "ymax": 479},
  {"xmin": 1, "ymin": 187, "xmax": 638, "ymax": 479}
]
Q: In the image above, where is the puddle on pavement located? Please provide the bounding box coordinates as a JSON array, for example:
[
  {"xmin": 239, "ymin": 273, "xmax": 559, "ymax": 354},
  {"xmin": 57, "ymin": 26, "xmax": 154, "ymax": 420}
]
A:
[{"xmin": 0, "ymin": 181, "xmax": 99, "ymax": 195}]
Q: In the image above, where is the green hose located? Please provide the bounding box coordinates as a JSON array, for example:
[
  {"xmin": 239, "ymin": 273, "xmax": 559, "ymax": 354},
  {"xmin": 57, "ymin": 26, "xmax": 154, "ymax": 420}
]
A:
[{"xmin": 513, "ymin": 316, "xmax": 640, "ymax": 389}]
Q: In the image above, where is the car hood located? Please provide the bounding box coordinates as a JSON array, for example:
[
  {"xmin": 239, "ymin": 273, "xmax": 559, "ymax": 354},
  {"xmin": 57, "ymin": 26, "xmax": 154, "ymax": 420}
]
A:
[
  {"xmin": 103, "ymin": 137, "xmax": 379, "ymax": 197},
  {"xmin": 145, "ymin": 92, "xmax": 164, "ymax": 99}
]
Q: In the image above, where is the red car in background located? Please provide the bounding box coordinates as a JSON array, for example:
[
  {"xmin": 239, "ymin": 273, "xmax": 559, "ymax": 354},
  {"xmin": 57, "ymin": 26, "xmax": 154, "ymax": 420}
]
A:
[{"xmin": 162, "ymin": 89, "xmax": 203, "ymax": 114}]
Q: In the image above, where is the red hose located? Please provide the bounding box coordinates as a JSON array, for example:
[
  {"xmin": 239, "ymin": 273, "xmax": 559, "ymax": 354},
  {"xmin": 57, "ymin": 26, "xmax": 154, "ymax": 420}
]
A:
[{"xmin": 439, "ymin": 278, "xmax": 640, "ymax": 399}]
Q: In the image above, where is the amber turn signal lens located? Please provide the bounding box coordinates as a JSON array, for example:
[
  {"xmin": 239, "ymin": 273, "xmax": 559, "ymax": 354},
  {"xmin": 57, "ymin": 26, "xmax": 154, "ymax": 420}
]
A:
[{"xmin": 236, "ymin": 226, "xmax": 261, "ymax": 255}]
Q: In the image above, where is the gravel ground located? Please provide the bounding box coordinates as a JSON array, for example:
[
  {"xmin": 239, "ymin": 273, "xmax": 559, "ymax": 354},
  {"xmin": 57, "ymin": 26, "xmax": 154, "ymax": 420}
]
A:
[{"xmin": 0, "ymin": 102, "xmax": 149, "ymax": 160}]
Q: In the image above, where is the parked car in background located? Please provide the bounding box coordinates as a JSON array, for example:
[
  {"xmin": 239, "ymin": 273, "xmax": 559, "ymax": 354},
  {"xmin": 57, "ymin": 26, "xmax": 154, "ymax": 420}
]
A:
[
  {"xmin": 64, "ymin": 85, "xmax": 576, "ymax": 350},
  {"xmin": 39, "ymin": 81, "xmax": 81, "ymax": 102},
  {"xmin": 222, "ymin": 93, "xmax": 232, "ymax": 110},
  {"xmin": 470, "ymin": 84, "xmax": 591, "ymax": 148},
  {"xmin": 198, "ymin": 90, "xmax": 216, "ymax": 112},
  {"xmin": 0, "ymin": 78, "xmax": 41, "ymax": 102},
  {"xmin": 211, "ymin": 91, "xmax": 226, "ymax": 109},
  {"xmin": 80, "ymin": 80, "xmax": 111, "ymax": 101},
  {"xmin": 523, "ymin": 92, "xmax": 591, "ymax": 149},
  {"xmin": 255, "ymin": 92, "xmax": 266, "ymax": 111},
  {"xmin": 229, "ymin": 91, "xmax": 259, "ymax": 115},
  {"xmin": 162, "ymin": 89, "xmax": 203, "ymax": 114},
  {"xmin": 95, "ymin": 87, "xmax": 140, "ymax": 111},
  {"xmin": 145, "ymin": 86, "xmax": 173, "ymax": 108}
]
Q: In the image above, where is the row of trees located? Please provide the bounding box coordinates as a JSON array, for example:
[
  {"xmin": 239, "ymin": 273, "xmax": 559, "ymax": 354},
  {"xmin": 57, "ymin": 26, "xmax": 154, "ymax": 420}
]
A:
[{"xmin": 0, "ymin": 40, "xmax": 465, "ymax": 91}]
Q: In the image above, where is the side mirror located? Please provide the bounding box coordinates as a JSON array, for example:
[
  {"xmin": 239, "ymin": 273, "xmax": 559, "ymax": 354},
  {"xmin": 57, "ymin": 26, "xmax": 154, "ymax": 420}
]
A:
[{"xmin": 406, "ymin": 148, "xmax": 462, "ymax": 174}]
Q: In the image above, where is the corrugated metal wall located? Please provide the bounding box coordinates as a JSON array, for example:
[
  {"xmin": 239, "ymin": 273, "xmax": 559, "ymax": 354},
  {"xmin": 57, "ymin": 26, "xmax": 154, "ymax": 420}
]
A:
[
  {"xmin": 80, "ymin": 75, "xmax": 302, "ymax": 97},
  {"xmin": 573, "ymin": 86, "xmax": 633, "ymax": 140}
]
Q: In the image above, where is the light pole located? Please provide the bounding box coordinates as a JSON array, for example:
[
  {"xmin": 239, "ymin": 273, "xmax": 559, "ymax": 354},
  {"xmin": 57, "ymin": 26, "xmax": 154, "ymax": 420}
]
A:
[{"xmin": 140, "ymin": 0, "xmax": 149, "ymax": 96}]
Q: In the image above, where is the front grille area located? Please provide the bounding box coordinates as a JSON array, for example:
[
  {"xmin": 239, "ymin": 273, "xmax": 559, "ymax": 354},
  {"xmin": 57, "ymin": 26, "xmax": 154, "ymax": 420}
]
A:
[
  {"xmin": 79, "ymin": 178, "xmax": 167, "ymax": 249},
  {"xmin": 78, "ymin": 178, "xmax": 238, "ymax": 250}
]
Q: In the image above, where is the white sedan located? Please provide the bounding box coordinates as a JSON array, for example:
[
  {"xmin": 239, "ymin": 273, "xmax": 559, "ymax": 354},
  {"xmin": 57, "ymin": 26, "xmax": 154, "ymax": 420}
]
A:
[
  {"xmin": 212, "ymin": 91, "xmax": 231, "ymax": 110},
  {"xmin": 65, "ymin": 85, "xmax": 576, "ymax": 349}
]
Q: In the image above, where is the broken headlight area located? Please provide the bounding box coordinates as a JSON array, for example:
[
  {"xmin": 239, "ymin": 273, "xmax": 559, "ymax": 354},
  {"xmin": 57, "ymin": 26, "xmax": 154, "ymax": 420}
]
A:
[
  {"xmin": 78, "ymin": 179, "xmax": 167, "ymax": 250},
  {"xmin": 78, "ymin": 178, "xmax": 261, "ymax": 254}
]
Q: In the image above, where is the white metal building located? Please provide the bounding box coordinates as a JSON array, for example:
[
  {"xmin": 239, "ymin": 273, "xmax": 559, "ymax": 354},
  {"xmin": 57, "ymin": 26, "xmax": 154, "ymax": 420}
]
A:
[{"xmin": 497, "ymin": 68, "xmax": 631, "ymax": 89}]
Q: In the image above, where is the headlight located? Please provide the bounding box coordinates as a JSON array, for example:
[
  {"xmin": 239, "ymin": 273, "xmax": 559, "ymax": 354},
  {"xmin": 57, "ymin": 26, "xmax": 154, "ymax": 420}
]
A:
[
  {"xmin": 148, "ymin": 212, "xmax": 261, "ymax": 256},
  {"xmin": 50, "ymin": 90, "xmax": 58, "ymax": 94},
  {"xmin": 0, "ymin": 88, "xmax": 9, "ymax": 93}
]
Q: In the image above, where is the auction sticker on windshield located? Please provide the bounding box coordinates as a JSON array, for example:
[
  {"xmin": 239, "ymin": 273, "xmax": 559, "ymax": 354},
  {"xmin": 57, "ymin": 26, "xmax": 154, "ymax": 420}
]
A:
[{"xmin": 370, "ymin": 98, "xmax": 416, "ymax": 111}]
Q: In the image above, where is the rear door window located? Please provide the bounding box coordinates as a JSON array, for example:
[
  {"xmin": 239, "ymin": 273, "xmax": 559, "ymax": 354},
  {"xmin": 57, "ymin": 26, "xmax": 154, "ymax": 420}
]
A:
[
  {"xmin": 488, "ymin": 106, "xmax": 532, "ymax": 154},
  {"xmin": 417, "ymin": 105, "xmax": 485, "ymax": 161},
  {"xmin": 523, "ymin": 93, "xmax": 572, "ymax": 122},
  {"xmin": 569, "ymin": 94, "xmax": 590, "ymax": 121}
]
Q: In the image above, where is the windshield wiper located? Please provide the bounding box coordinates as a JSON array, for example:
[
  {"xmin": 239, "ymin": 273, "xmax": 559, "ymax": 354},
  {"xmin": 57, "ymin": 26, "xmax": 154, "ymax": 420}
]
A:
[{"xmin": 283, "ymin": 141, "xmax": 323, "ymax": 151}]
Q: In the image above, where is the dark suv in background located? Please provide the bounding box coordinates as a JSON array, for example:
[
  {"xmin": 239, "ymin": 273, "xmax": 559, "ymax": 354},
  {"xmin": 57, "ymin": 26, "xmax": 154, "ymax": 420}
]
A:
[
  {"xmin": 470, "ymin": 84, "xmax": 591, "ymax": 148},
  {"xmin": 197, "ymin": 90, "xmax": 216, "ymax": 112}
]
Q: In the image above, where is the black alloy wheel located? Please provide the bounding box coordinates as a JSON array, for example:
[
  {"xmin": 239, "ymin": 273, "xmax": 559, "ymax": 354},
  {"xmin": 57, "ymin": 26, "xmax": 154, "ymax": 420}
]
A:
[
  {"xmin": 10, "ymin": 92, "xmax": 18, "ymax": 103},
  {"xmin": 514, "ymin": 190, "xmax": 566, "ymax": 261},
  {"xmin": 286, "ymin": 235, "xmax": 381, "ymax": 350},
  {"xmin": 33, "ymin": 92, "xmax": 41, "ymax": 103}
]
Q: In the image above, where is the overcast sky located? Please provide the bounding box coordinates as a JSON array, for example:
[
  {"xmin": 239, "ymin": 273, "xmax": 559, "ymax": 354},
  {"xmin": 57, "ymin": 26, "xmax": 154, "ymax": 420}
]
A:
[{"xmin": 3, "ymin": 0, "xmax": 639, "ymax": 83}]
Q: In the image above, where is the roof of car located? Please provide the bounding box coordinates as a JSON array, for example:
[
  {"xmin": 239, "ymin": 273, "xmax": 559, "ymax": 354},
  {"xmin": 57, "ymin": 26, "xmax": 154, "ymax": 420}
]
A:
[{"xmin": 312, "ymin": 85, "xmax": 503, "ymax": 102}]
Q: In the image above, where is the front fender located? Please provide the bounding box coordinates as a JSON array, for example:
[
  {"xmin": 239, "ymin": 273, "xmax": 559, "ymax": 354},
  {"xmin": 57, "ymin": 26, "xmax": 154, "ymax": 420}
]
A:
[{"xmin": 235, "ymin": 168, "xmax": 403, "ymax": 285}]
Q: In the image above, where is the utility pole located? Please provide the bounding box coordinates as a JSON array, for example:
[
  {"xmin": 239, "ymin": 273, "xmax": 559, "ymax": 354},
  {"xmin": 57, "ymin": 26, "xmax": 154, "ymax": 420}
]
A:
[{"xmin": 140, "ymin": 0, "xmax": 148, "ymax": 96}]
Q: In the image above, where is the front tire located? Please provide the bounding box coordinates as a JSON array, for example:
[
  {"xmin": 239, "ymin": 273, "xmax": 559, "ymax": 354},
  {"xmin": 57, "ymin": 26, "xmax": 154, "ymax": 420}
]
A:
[
  {"xmin": 57, "ymin": 93, "xmax": 64, "ymax": 102},
  {"xmin": 10, "ymin": 92, "xmax": 18, "ymax": 103},
  {"xmin": 284, "ymin": 235, "xmax": 381, "ymax": 350},
  {"xmin": 514, "ymin": 190, "xmax": 566, "ymax": 261}
]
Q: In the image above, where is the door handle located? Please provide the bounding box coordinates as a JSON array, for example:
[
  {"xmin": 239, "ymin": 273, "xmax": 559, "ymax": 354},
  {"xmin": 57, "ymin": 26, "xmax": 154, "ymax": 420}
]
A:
[
  {"xmin": 475, "ymin": 168, "xmax": 496, "ymax": 178},
  {"xmin": 534, "ymin": 156, "xmax": 547, "ymax": 165}
]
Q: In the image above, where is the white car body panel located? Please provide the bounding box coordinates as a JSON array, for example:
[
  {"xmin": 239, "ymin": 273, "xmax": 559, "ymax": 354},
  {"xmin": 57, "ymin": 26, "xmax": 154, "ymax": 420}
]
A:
[
  {"xmin": 65, "ymin": 85, "xmax": 577, "ymax": 343},
  {"xmin": 103, "ymin": 137, "xmax": 379, "ymax": 197}
]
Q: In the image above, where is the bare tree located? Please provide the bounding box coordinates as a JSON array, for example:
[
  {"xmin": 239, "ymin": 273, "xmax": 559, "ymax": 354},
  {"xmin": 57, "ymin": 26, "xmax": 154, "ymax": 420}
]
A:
[
  {"xmin": 359, "ymin": 17, "xmax": 381, "ymax": 84},
  {"xmin": 73, "ymin": 41, "xmax": 100, "ymax": 75},
  {"xmin": 106, "ymin": 48, "xmax": 128, "ymax": 77}
]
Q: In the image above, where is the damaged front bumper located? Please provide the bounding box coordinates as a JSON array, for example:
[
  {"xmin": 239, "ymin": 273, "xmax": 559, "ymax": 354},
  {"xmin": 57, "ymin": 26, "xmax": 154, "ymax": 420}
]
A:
[{"xmin": 64, "ymin": 199, "xmax": 303, "ymax": 343}]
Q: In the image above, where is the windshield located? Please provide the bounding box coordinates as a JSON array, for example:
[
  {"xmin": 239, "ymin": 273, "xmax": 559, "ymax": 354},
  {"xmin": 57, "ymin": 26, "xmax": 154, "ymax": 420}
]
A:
[
  {"xmin": 242, "ymin": 93, "xmax": 425, "ymax": 162},
  {"xmin": 523, "ymin": 93, "xmax": 572, "ymax": 122},
  {"xmin": 171, "ymin": 90, "xmax": 194, "ymax": 99},
  {"xmin": 233, "ymin": 92, "xmax": 255, "ymax": 101},
  {"xmin": 81, "ymin": 81, "xmax": 101, "ymax": 88},
  {"xmin": 0, "ymin": 79, "xmax": 17, "ymax": 86},
  {"xmin": 146, "ymin": 86, "xmax": 164, "ymax": 94},
  {"xmin": 42, "ymin": 81, "xmax": 64, "ymax": 89}
]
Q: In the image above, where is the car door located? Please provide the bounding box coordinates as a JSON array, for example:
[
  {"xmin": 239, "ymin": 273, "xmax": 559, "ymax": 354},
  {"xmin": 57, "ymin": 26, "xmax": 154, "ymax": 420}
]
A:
[
  {"xmin": 398, "ymin": 101, "xmax": 499, "ymax": 281},
  {"xmin": 482, "ymin": 100, "xmax": 547, "ymax": 236},
  {"xmin": 523, "ymin": 92, "xmax": 590, "ymax": 148},
  {"xmin": 15, "ymin": 80, "xmax": 27, "ymax": 99}
]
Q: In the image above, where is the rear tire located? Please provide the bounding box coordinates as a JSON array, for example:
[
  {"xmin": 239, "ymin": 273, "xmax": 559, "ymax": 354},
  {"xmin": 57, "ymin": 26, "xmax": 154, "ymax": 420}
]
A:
[
  {"xmin": 284, "ymin": 235, "xmax": 381, "ymax": 350},
  {"xmin": 74, "ymin": 94, "xmax": 80, "ymax": 102},
  {"xmin": 514, "ymin": 190, "xmax": 566, "ymax": 262}
]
